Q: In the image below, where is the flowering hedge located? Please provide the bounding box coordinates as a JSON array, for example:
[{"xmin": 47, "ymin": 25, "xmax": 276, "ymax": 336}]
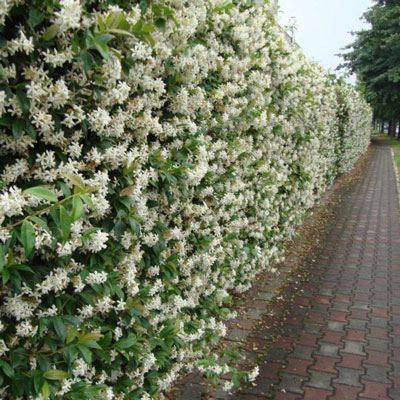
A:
[{"xmin": 0, "ymin": 0, "xmax": 371, "ymax": 398}]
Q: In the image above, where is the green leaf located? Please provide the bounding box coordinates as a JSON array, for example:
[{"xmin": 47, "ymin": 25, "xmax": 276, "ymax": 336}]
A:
[
  {"xmin": 23, "ymin": 186, "xmax": 58, "ymax": 203},
  {"xmin": 16, "ymin": 90, "xmax": 30, "ymax": 114},
  {"xmin": 59, "ymin": 206, "xmax": 71, "ymax": 242},
  {"xmin": 42, "ymin": 380, "xmax": 50, "ymax": 400},
  {"xmin": 66, "ymin": 326, "xmax": 78, "ymax": 344},
  {"xmin": 0, "ymin": 246, "xmax": 5, "ymax": 271},
  {"xmin": 21, "ymin": 220, "xmax": 35, "ymax": 258},
  {"xmin": 30, "ymin": 216, "xmax": 51, "ymax": 233},
  {"xmin": 78, "ymin": 344, "xmax": 92, "ymax": 364},
  {"xmin": 0, "ymin": 360, "xmax": 14, "ymax": 378},
  {"xmin": 115, "ymin": 334, "xmax": 136, "ymax": 350},
  {"xmin": 42, "ymin": 24, "xmax": 60, "ymax": 41},
  {"xmin": 71, "ymin": 195, "xmax": 84, "ymax": 222},
  {"xmin": 155, "ymin": 18, "xmax": 166, "ymax": 33},
  {"xmin": 43, "ymin": 369, "xmax": 70, "ymax": 380},
  {"xmin": 29, "ymin": 9, "xmax": 45, "ymax": 27},
  {"xmin": 53, "ymin": 318, "xmax": 67, "ymax": 342},
  {"xmin": 2, "ymin": 268, "xmax": 10, "ymax": 284},
  {"xmin": 12, "ymin": 119, "xmax": 25, "ymax": 140}
]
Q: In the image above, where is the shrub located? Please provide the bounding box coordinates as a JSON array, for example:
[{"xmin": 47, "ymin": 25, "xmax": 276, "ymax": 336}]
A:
[{"xmin": 0, "ymin": 0, "xmax": 371, "ymax": 399}]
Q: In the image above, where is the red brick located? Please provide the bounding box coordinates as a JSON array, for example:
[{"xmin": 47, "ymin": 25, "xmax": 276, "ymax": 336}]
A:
[
  {"xmin": 259, "ymin": 362, "xmax": 282, "ymax": 379},
  {"xmin": 329, "ymin": 311, "xmax": 348, "ymax": 322},
  {"xmin": 365, "ymin": 350, "xmax": 390, "ymax": 367},
  {"xmin": 370, "ymin": 307, "xmax": 389, "ymax": 318},
  {"xmin": 368, "ymin": 326, "xmax": 390, "ymax": 339},
  {"xmin": 354, "ymin": 293, "xmax": 370, "ymax": 301},
  {"xmin": 359, "ymin": 380, "xmax": 391, "ymax": 399},
  {"xmin": 273, "ymin": 392, "xmax": 300, "ymax": 400},
  {"xmin": 374, "ymin": 278, "xmax": 388, "ymax": 285},
  {"xmin": 391, "ymin": 325, "xmax": 400, "ymax": 336},
  {"xmin": 311, "ymin": 355, "xmax": 338, "ymax": 374},
  {"xmin": 345, "ymin": 329, "xmax": 367, "ymax": 342},
  {"xmin": 334, "ymin": 294, "xmax": 352, "ymax": 304},
  {"xmin": 304, "ymin": 387, "xmax": 331, "ymax": 400},
  {"xmin": 390, "ymin": 376, "xmax": 400, "ymax": 393},
  {"xmin": 284, "ymin": 358, "xmax": 313, "ymax": 376},
  {"xmin": 392, "ymin": 306, "xmax": 400, "ymax": 314},
  {"xmin": 295, "ymin": 296, "xmax": 311, "ymax": 306},
  {"xmin": 307, "ymin": 312, "xmax": 326, "ymax": 324},
  {"xmin": 372, "ymin": 292, "xmax": 388, "ymax": 300},
  {"xmin": 357, "ymin": 278, "xmax": 373, "ymax": 286},
  {"xmin": 337, "ymin": 354, "xmax": 365, "ymax": 371},
  {"xmin": 297, "ymin": 333, "xmax": 320, "ymax": 347},
  {"xmin": 392, "ymin": 348, "xmax": 400, "ymax": 362},
  {"xmin": 271, "ymin": 335, "xmax": 294, "ymax": 349},
  {"xmin": 349, "ymin": 309, "xmax": 368, "ymax": 320},
  {"xmin": 238, "ymin": 395, "xmax": 269, "ymax": 400},
  {"xmin": 322, "ymin": 331, "xmax": 344, "ymax": 345},
  {"xmin": 316, "ymin": 295, "xmax": 332, "ymax": 305},
  {"xmin": 331, "ymin": 384, "xmax": 362, "ymax": 399},
  {"xmin": 246, "ymin": 337, "xmax": 269, "ymax": 352}
]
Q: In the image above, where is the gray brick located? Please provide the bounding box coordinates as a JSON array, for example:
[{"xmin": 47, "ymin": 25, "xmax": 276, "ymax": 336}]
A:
[
  {"xmin": 389, "ymin": 361, "xmax": 400, "ymax": 377},
  {"xmin": 388, "ymin": 390, "xmax": 400, "ymax": 400},
  {"xmin": 319, "ymin": 288, "xmax": 335, "ymax": 296},
  {"xmin": 240, "ymin": 378, "xmax": 276, "ymax": 396},
  {"xmin": 312, "ymin": 304, "xmax": 330, "ymax": 314},
  {"xmin": 316, "ymin": 342, "xmax": 342, "ymax": 358},
  {"xmin": 290, "ymin": 345, "xmax": 315, "ymax": 361},
  {"xmin": 336, "ymin": 287, "xmax": 353, "ymax": 295},
  {"xmin": 325, "ymin": 321, "xmax": 346, "ymax": 332},
  {"xmin": 333, "ymin": 367, "xmax": 363, "ymax": 388},
  {"xmin": 179, "ymin": 383, "xmax": 208, "ymax": 400},
  {"xmin": 368, "ymin": 317, "xmax": 389, "ymax": 328},
  {"xmin": 351, "ymin": 301, "xmax": 370, "ymax": 311},
  {"xmin": 256, "ymin": 292, "xmax": 275, "ymax": 301},
  {"xmin": 228, "ymin": 328, "xmax": 250, "ymax": 342},
  {"xmin": 304, "ymin": 323, "xmax": 323, "ymax": 334},
  {"xmin": 263, "ymin": 349, "xmax": 291, "ymax": 364},
  {"xmin": 347, "ymin": 319, "xmax": 368, "ymax": 330},
  {"xmin": 392, "ymin": 315, "xmax": 400, "ymax": 324},
  {"xmin": 278, "ymin": 373, "xmax": 305, "ymax": 394},
  {"xmin": 392, "ymin": 336, "xmax": 400, "ymax": 348},
  {"xmin": 391, "ymin": 297, "xmax": 400, "ymax": 306},
  {"xmin": 366, "ymin": 338, "xmax": 390, "ymax": 352},
  {"xmin": 341, "ymin": 340, "xmax": 366, "ymax": 356},
  {"xmin": 364, "ymin": 364, "xmax": 391, "ymax": 383},
  {"xmin": 371, "ymin": 299, "xmax": 389, "ymax": 307},
  {"xmin": 305, "ymin": 370, "xmax": 335, "ymax": 391},
  {"xmin": 331, "ymin": 302, "xmax": 351, "ymax": 313}
]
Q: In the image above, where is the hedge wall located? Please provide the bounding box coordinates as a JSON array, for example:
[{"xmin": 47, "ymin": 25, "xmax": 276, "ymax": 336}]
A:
[{"xmin": 0, "ymin": 0, "xmax": 371, "ymax": 399}]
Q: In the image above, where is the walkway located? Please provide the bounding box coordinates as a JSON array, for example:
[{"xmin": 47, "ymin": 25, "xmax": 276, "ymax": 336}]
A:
[{"xmin": 232, "ymin": 139, "xmax": 400, "ymax": 399}]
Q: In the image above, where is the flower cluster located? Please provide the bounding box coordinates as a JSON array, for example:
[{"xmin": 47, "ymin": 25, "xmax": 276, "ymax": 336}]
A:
[{"xmin": 0, "ymin": 0, "xmax": 371, "ymax": 399}]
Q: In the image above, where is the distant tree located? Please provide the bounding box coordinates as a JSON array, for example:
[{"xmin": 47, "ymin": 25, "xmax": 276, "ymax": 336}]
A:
[{"xmin": 341, "ymin": 0, "xmax": 400, "ymax": 137}]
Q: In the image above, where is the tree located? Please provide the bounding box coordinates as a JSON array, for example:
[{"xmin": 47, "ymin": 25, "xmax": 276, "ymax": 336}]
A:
[{"xmin": 341, "ymin": 0, "xmax": 400, "ymax": 137}]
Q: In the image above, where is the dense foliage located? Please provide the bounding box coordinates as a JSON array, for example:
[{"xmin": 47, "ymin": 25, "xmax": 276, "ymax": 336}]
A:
[
  {"xmin": 0, "ymin": 0, "xmax": 371, "ymax": 399},
  {"xmin": 341, "ymin": 0, "xmax": 400, "ymax": 134}
]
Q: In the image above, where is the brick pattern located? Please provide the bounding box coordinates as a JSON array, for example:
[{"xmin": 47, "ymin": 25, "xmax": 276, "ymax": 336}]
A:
[{"xmin": 174, "ymin": 141, "xmax": 400, "ymax": 399}]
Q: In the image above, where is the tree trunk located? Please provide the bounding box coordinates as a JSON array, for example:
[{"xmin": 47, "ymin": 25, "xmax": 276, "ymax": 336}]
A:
[
  {"xmin": 388, "ymin": 120, "xmax": 392, "ymax": 135},
  {"xmin": 392, "ymin": 121, "xmax": 398, "ymax": 136},
  {"xmin": 398, "ymin": 123, "xmax": 400, "ymax": 140},
  {"xmin": 381, "ymin": 120, "xmax": 385, "ymax": 133}
]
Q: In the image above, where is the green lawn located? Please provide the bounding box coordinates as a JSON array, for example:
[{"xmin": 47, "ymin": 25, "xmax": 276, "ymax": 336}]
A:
[{"xmin": 375, "ymin": 132, "xmax": 400, "ymax": 173}]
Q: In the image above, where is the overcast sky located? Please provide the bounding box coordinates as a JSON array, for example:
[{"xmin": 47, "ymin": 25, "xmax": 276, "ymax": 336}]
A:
[{"xmin": 278, "ymin": 0, "xmax": 373, "ymax": 78}]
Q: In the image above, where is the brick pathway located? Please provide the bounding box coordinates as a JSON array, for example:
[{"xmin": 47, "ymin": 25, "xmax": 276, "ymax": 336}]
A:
[{"xmin": 232, "ymin": 139, "xmax": 400, "ymax": 399}]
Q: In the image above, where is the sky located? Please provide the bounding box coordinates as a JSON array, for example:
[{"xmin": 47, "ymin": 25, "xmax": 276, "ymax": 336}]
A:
[{"xmin": 278, "ymin": 0, "xmax": 373, "ymax": 79}]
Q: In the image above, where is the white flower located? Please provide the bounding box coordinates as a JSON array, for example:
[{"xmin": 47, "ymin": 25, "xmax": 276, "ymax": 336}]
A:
[
  {"xmin": 85, "ymin": 231, "xmax": 109, "ymax": 253},
  {"xmin": 86, "ymin": 271, "xmax": 108, "ymax": 285}
]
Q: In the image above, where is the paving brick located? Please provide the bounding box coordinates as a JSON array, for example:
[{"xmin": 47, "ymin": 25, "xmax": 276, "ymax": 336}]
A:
[
  {"xmin": 272, "ymin": 392, "xmax": 300, "ymax": 400},
  {"xmin": 365, "ymin": 350, "xmax": 390, "ymax": 367},
  {"xmin": 316, "ymin": 342, "xmax": 342, "ymax": 358},
  {"xmin": 311, "ymin": 355, "xmax": 338, "ymax": 374},
  {"xmin": 363, "ymin": 364, "xmax": 391, "ymax": 384},
  {"xmin": 290, "ymin": 345, "xmax": 315, "ymax": 361},
  {"xmin": 278, "ymin": 373, "xmax": 305, "ymax": 395},
  {"xmin": 325, "ymin": 321, "xmax": 347, "ymax": 332},
  {"xmin": 303, "ymin": 387, "xmax": 332, "ymax": 399},
  {"xmin": 359, "ymin": 380, "xmax": 391, "ymax": 399},
  {"xmin": 345, "ymin": 329, "xmax": 367, "ymax": 342},
  {"xmin": 305, "ymin": 370, "xmax": 336, "ymax": 391},
  {"xmin": 259, "ymin": 362, "xmax": 282, "ymax": 379},
  {"xmin": 366, "ymin": 338, "xmax": 390, "ymax": 353},
  {"xmin": 284, "ymin": 358, "xmax": 313, "ymax": 376},
  {"xmin": 341, "ymin": 340, "xmax": 366, "ymax": 356},
  {"xmin": 347, "ymin": 319, "xmax": 368, "ymax": 331},
  {"xmin": 322, "ymin": 331, "xmax": 344, "ymax": 345},
  {"xmin": 333, "ymin": 367, "xmax": 363, "ymax": 388},
  {"xmin": 337, "ymin": 354, "xmax": 365, "ymax": 371},
  {"xmin": 297, "ymin": 333, "xmax": 320, "ymax": 348},
  {"xmin": 331, "ymin": 384, "xmax": 362, "ymax": 400},
  {"xmin": 368, "ymin": 326, "xmax": 390, "ymax": 340}
]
